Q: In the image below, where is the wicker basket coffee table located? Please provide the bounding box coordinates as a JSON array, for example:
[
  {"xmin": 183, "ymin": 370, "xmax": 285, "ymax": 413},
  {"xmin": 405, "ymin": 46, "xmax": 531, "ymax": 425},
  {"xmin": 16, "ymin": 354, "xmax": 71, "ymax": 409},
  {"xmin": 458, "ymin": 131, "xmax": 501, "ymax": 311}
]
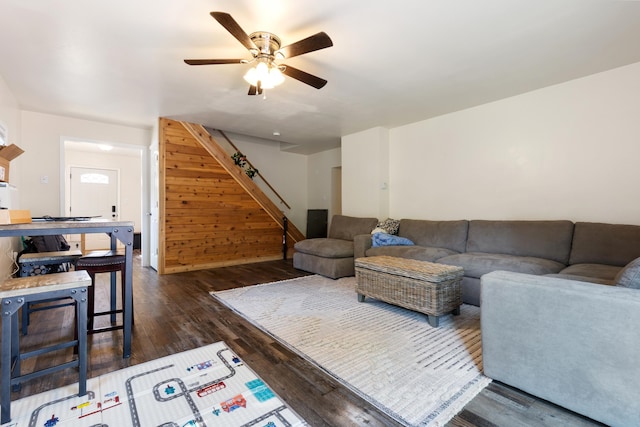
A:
[{"xmin": 355, "ymin": 255, "xmax": 464, "ymax": 327}]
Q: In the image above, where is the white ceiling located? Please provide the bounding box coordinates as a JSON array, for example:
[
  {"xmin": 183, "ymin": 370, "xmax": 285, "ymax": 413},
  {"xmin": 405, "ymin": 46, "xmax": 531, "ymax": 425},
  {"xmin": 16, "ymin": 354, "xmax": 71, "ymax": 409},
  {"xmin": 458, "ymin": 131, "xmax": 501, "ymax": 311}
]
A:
[{"xmin": 2, "ymin": 1, "xmax": 640, "ymax": 154}]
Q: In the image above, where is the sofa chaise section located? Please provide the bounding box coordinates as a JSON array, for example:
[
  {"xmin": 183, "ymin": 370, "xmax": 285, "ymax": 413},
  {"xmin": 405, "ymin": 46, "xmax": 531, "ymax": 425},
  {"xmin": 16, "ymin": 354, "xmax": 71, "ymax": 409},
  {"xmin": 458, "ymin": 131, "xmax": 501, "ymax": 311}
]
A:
[
  {"xmin": 293, "ymin": 215, "xmax": 378, "ymax": 279},
  {"xmin": 481, "ymin": 270, "xmax": 640, "ymax": 427}
]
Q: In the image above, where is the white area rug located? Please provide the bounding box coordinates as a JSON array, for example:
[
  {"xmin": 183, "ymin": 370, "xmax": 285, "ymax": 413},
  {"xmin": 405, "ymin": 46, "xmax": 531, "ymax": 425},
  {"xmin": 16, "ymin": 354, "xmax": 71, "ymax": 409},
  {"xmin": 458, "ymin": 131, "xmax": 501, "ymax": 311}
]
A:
[
  {"xmin": 212, "ymin": 275, "xmax": 491, "ymax": 427},
  {"xmin": 3, "ymin": 342, "xmax": 305, "ymax": 427}
]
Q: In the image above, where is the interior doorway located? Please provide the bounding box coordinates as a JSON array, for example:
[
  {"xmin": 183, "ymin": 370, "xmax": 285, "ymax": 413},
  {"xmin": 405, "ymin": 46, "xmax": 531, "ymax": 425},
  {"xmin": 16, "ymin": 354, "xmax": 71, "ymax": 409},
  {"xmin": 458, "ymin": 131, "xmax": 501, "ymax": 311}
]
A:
[
  {"xmin": 69, "ymin": 166, "xmax": 119, "ymax": 250},
  {"xmin": 63, "ymin": 140, "xmax": 143, "ymax": 253}
]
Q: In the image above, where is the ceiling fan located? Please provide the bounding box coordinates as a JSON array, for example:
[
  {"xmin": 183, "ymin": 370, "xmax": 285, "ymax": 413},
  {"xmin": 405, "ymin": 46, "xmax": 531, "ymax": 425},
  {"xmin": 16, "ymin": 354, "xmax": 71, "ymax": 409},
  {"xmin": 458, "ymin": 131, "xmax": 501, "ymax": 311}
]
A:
[{"xmin": 184, "ymin": 12, "xmax": 333, "ymax": 95}]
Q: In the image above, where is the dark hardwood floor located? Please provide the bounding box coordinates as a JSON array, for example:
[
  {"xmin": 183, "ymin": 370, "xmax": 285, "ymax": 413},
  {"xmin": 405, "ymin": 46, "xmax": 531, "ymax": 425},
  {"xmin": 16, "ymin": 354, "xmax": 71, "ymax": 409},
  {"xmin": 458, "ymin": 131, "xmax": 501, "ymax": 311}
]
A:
[{"xmin": 8, "ymin": 253, "xmax": 605, "ymax": 426}]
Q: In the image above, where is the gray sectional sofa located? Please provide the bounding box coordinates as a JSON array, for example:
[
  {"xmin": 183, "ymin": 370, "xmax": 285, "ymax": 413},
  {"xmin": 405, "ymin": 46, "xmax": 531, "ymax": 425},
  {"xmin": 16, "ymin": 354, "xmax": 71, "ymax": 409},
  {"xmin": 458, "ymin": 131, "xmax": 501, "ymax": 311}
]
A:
[
  {"xmin": 356, "ymin": 219, "xmax": 640, "ymax": 305},
  {"xmin": 297, "ymin": 215, "xmax": 640, "ymax": 426}
]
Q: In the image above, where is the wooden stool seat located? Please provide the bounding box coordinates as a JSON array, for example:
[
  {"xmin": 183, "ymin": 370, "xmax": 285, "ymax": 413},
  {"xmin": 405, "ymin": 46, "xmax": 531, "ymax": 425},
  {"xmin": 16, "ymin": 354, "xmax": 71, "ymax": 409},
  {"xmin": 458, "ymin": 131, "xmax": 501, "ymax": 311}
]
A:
[
  {"xmin": 0, "ymin": 271, "xmax": 91, "ymax": 424},
  {"xmin": 75, "ymin": 250, "xmax": 130, "ymax": 334}
]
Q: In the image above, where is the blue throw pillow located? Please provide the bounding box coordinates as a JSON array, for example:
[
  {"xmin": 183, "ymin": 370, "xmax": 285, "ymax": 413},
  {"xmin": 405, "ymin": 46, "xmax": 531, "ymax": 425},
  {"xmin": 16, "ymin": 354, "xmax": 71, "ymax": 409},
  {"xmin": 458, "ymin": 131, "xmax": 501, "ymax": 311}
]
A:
[{"xmin": 372, "ymin": 232, "xmax": 414, "ymax": 248}]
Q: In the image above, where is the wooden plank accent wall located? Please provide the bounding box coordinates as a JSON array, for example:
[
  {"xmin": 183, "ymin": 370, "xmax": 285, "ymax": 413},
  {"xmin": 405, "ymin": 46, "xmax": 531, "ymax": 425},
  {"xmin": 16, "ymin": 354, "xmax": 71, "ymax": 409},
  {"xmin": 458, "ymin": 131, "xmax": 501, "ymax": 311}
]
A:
[
  {"xmin": 181, "ymin": 121, "xmax": 305, "ymax": 244},
  {"xmin": 158, "ymin": 118, "xmax": 302, "ymax": 274}
]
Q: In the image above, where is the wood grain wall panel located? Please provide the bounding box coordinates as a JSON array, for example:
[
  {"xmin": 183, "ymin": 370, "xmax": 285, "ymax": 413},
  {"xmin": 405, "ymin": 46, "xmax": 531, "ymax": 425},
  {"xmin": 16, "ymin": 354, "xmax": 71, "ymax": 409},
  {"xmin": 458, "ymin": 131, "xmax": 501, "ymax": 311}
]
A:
[{"xmin": 159, "ymin": 117, "xmax": 294, "ymax": 274}]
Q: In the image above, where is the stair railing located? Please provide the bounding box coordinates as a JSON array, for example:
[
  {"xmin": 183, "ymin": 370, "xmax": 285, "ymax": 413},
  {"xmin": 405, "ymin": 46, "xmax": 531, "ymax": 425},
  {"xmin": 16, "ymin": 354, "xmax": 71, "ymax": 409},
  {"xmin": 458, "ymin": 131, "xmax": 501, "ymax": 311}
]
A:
[
  {"xmin": 182, "ymin": 121, "xmax": 305, "ymax": 245},
  {"xmin": 206, "ymin": 127, "xmax": 291, "ymax": 210}
]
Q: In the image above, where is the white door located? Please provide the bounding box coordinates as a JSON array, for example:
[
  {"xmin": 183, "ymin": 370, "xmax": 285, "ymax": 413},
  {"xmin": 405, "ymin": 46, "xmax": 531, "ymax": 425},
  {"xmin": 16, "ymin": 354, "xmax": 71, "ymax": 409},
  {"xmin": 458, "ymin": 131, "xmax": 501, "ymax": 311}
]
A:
[{"xmin": 70, "ymin": 167, "xmax": 119, "ymax": 250}]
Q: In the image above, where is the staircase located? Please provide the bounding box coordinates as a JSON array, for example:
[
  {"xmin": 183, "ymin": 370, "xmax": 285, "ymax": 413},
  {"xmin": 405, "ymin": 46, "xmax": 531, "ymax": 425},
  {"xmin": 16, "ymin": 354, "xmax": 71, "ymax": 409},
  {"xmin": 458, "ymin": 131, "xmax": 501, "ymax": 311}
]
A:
[{"xmin": 158, "ymin": 118, "xmax": 304, "ymax": 274}]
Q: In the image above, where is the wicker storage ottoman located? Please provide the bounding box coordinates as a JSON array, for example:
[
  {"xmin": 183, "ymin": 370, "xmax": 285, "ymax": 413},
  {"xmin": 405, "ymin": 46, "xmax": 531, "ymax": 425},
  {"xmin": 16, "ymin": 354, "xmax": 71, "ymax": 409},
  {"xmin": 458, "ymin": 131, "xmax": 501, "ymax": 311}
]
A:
[{"xmin": 355, "ymin": 255, "xmax": 464, "ymax": 327}]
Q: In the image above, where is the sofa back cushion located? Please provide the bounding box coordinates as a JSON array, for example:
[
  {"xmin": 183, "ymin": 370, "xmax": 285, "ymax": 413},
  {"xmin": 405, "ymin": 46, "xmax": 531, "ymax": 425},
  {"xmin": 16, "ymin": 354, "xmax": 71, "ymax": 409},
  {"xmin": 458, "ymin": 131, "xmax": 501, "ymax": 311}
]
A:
[
  {"xmin": 570, "ymin": 222, "xmax": 640, "ymax": 267},
  {"xmin": 398, "ymin": 219, "xmax": 468, "ymax": 253},
  {"xmin": 466, "ymin": 220, "xmax": 574, "ymax": 264},
  {"xmin": 328, "ymin": 215, "xmax": 378, "ymax": 241}
]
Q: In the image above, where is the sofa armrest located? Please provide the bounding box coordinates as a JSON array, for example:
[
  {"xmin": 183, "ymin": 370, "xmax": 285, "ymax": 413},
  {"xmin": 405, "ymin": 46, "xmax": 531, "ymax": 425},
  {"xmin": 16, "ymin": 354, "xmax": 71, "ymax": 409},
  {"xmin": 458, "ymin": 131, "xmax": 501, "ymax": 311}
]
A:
[
  {"xmin": 353, "ymin": 234, "xmax": 373, "ymax": 260},
  {"xmin": 481, "ymin": 271, "xmax": 640, "ymax": 427}
]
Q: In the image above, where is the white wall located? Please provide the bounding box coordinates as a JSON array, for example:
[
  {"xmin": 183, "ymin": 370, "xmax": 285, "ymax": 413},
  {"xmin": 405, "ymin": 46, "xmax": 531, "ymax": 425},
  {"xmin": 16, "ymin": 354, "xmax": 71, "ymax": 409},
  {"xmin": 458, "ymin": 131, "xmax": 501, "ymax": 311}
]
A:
[
  {"xmin": 0, "ymin": 76, "xmax": 23, "ymax": 189},
  {"xmin": 308, "ymin": 147, "xmax": 341, "ymax": 224},
  {"xmin": 0, "ymin": 74, "xmax": 23, "ymax": 279},
  {"xmin": 223, "ymin": 132, "xmax": 309, "ymax": 233},
  {"xmin": 342, "ymin": 127, "xmax": 389, "ymax": 219},
  {"xmin": 19, "ymin": 111, "xmax": 151, "ymax": 217},
  {"xmin": 208, "ymin": 131, "xmax": 342, "ymax": 237},
  {"xmin": 342, "ymin": 61, "xmax": 640, "ymax": 226}
]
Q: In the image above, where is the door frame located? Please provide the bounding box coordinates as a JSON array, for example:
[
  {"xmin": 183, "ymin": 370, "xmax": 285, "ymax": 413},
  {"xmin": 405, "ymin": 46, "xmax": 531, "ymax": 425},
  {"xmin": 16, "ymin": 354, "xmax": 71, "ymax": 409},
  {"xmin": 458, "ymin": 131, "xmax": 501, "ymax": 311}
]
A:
[{"xmin": 60, "ymin": 137, "xmax": 149, "ymax": 265}]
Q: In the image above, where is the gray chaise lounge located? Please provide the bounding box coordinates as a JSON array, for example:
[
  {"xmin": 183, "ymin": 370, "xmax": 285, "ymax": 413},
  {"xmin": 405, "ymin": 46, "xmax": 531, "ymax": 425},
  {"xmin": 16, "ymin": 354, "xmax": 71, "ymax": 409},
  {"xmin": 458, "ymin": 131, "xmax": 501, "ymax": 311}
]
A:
[{"xmin": 293, "ymin": 214, "xmax": 378, "ymax": 279}]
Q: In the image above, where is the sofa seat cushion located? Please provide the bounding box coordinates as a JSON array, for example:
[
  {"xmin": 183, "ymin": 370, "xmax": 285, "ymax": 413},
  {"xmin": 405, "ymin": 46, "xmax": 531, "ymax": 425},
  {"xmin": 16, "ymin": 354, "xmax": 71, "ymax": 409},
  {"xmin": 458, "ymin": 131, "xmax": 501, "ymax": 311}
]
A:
[
  {"xmin": 365, "ymin": 245, "xmax": 458, "ymax": 262},
  {"xmin": 293, "ymin": 252, "xmax": 355, "ymax": 279},
  {"xmin": 438, "ymin": 252, "xmax": 565, "ymax": 279},
  {"xmin": 558, "ymin": 263, "xmax": 621, "ymax": 281},
  {"xmin": 294, "ymin": 238, "xmax": 354, "ymax": 258}
]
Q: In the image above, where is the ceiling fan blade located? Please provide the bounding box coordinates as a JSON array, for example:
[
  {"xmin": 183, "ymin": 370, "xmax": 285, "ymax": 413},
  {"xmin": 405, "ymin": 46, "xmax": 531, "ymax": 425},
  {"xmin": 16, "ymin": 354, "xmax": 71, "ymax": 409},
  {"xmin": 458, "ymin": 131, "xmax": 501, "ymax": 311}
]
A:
[
  {"xmin": 277, "ymin": 32, "xmax": 333, "ymax": 59},
  {"xmin": 184, "ymin": 59, "xmax": 244, "ymax": 65},
  {"xmin": 282, "ymin": 65, "xmax": 328, "ymax": 89},
  {"xmin": 210, "ymin": 12, "xmax": 257, "ymax": 52}
]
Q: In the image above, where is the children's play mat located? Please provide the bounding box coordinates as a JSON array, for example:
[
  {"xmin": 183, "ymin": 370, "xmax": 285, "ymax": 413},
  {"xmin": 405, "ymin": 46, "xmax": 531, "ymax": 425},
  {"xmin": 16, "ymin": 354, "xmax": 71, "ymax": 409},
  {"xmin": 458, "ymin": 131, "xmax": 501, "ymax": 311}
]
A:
[{"xmin": 2, "ymin": 341, "xmax": 307, "ymax": 427}]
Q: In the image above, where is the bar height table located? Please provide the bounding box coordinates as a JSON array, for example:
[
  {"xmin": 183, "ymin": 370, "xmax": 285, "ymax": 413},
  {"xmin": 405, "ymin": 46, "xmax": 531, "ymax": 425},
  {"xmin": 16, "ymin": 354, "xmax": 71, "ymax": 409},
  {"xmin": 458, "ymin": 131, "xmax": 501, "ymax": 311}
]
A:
[{"xmin": 0, "ymin": 219, "xmax": 135, "ymax": 358}]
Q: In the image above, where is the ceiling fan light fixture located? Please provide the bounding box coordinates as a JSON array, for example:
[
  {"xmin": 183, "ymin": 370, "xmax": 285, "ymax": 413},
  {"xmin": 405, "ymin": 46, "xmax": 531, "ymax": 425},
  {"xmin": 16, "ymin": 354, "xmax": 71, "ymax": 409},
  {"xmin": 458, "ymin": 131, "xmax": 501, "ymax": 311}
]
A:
[
  {"xmin": 268, "ymin": 66, "xmax": 285, "ymax": 86},
  {"xmin": 243, "ymin": 61, "xmax": 284, "ymax": 89}
]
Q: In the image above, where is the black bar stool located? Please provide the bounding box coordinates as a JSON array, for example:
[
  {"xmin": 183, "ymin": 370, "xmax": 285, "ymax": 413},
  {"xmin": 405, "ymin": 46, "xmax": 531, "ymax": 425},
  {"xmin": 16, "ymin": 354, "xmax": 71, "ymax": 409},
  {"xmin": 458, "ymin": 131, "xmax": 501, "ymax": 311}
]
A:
[{"xmin": 75, "ymin": 250, "xmax": 132, "ymax": 333}]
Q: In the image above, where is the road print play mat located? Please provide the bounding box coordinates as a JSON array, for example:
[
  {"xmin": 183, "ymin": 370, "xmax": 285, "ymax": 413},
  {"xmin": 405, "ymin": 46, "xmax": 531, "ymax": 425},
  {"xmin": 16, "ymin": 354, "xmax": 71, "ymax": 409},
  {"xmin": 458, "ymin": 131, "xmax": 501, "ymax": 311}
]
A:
[{"xmin": 3, "ymin": 341, "xmax": 306, "ymax": 427}]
